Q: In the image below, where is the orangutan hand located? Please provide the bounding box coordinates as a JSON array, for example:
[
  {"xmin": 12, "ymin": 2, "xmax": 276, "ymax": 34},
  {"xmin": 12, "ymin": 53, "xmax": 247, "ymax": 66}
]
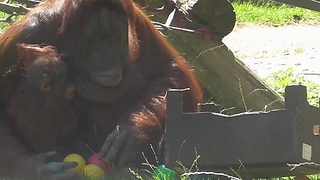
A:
[
  {"xmin": 17, "ymin": 151, "xmax": 84, "ymax": 180},
  {"xmin": 99, "ymin": 122, "xmax": 143, "ymax": 167}
]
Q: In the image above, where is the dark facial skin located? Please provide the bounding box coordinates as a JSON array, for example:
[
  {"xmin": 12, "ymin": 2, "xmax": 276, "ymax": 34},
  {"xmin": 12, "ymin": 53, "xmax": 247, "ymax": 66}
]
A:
[
  {"xmin": 26, "ymin": 58, "xmax": 75, "ymax": 99},
  {"xmin": 63, "ymin": 6, "xmax": 130, "ymax": 103},
  {"xmin": 17, "ymin": 43, "xmax": 75, "ymax": 99},
  {"xmin": 59, "ymin": 4, "xmax": 158, "ymax": 168}
]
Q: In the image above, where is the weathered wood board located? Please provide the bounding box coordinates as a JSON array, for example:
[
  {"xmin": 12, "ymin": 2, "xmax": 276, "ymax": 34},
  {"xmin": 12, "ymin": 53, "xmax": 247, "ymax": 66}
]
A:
[{"xmin": 165, "ymin": 85, "xmax": 320, "ymax": 179}]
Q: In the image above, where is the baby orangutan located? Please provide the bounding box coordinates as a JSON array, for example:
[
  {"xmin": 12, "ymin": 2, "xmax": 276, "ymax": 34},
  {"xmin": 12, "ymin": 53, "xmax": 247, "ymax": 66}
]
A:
[{"xmin": 8, "ymin": 43, "xmax": 77, "ymax": 153}]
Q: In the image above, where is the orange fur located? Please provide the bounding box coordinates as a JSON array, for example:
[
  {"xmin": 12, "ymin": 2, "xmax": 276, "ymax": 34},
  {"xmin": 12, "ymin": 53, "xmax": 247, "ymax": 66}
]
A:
[
  {"xmin": 0, "ymin": 0, "xmax": 203, "ymax": 175},
  {"xmin": 8, "ymin": 44, "xmax": 77, "ymax": 153}
]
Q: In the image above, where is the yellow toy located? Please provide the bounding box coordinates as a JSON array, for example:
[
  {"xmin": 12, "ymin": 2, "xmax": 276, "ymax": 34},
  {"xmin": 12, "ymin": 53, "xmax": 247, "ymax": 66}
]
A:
[
  {"xmin": 63, "ymin": 153, "xmax": 86, "ymax": 174},
  {"xmin": 82, "ymin": 164, "xmax": 105, "ymax": 180}
]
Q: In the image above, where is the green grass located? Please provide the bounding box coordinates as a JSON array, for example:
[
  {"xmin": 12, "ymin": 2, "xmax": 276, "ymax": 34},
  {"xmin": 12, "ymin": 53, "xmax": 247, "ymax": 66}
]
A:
[
  {"xmin": 264, "ymin": 67, "xmax": 320, "ymax": 107},
  {"xmin": 233, "ymin": 0, "xmax": 320, "ymax": 26}
]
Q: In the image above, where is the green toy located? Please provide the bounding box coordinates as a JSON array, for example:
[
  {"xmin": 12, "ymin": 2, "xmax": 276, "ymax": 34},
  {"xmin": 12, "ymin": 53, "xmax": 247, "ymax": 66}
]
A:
[
  {"xmin": 153, "ymin": 165, "xmax": 177, "ymax": 180},
  {"xmin": 47, "ymin": 162, "xmax": 65, "ymax": 175}
]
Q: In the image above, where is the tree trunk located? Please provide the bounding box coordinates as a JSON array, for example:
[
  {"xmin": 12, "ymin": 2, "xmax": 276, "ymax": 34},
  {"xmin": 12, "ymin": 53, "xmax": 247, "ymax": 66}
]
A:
[{"xmin": 134, "ymin": 0, "xmax": 285, "ymax": 113}]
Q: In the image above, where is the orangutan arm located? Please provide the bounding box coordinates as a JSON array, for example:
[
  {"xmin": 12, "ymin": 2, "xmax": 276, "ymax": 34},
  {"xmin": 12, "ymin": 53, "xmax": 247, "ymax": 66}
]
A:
[
  {"xmin": 99, "ymin": 63, "xmax": 202, "ymax": 167},
  {"xmin": 0, "ymin": 118, "xmax": 85, "ymax": 180}
]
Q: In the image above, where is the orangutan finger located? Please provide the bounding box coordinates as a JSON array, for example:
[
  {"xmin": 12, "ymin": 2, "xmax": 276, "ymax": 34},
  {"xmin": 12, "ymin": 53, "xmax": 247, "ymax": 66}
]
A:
[
  {"xmin": 116, "ymin": 138, "xmax": 135, "ymax": 167},
  {"xmin": 105, "ymin": 132, "xmax": 127, "ymax": 164},
  {"xmin": 99, "ymin": 130, "xmax": 118, "ymax": 160},
  {"xmin": 47, "ymin": 162, "xmax": 78, "ymax": 173}
]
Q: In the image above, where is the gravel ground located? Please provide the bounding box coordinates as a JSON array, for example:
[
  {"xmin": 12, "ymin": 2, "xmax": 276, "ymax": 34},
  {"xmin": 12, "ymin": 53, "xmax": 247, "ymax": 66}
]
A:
[{"xmin": 222, "ymin": 23, "xmax": 320, "ymax": 84}]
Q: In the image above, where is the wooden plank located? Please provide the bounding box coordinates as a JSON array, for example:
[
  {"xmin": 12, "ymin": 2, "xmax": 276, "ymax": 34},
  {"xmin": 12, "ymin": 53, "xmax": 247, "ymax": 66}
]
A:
[
  {"xmin": 164, "ymin": 86, "xmax": 320, "ymax": 179},
  {"xmin": 275, "ymin": 0, "xmax": 320, "ymax": 12}
]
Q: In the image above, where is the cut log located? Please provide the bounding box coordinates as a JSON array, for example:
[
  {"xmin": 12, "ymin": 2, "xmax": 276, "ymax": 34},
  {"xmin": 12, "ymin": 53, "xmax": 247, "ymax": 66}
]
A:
[{"xmin": 134, "ymin": 0, "xmax": 285, "ymax": 113}]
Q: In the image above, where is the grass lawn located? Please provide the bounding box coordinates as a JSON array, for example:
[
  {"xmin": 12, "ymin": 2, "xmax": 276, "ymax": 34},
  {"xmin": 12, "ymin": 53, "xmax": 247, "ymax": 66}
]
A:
[{"xmin": 232, "ymin": 0, "xmax": 320, "ymax": 26}]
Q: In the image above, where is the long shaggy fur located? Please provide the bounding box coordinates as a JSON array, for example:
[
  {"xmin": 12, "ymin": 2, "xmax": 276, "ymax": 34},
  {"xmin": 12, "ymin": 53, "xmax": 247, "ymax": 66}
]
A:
[{"xmin": 0, "ymin": 0, "xmax": 203, "ymax": 178}]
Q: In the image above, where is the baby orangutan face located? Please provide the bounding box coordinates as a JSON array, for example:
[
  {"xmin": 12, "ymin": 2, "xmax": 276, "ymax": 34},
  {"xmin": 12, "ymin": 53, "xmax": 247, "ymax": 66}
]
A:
[
  {"xmin": 17, "ymin": 43, "xmax": 75, "ymax": 99},
  {"xmin": 28, "ymin": 60, "xmax": 75, "ymax": 99}
]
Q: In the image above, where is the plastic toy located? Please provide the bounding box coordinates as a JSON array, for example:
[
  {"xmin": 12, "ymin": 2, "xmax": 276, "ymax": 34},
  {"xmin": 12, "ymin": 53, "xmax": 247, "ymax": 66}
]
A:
[
  {"xmin": 87, "ymin": 153, "xmax": 111, "ymax": 172},
  {"xmin": 63, "ymin": 153, "xmax": 86, "ymax": 173},
  {"xmin": 82, "ymin": 164, "xmax": 105, "ymax": 180},
  {"xmin": 153, "ymin": 165, "xmax": 176, "ymax": 180}
]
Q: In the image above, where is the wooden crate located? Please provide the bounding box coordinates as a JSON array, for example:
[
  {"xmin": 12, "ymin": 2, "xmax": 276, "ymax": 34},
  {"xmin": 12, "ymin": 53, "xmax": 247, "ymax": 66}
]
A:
[{"xmin": 164, "ymin": 85, "xmax": 320, "ymax": 179}]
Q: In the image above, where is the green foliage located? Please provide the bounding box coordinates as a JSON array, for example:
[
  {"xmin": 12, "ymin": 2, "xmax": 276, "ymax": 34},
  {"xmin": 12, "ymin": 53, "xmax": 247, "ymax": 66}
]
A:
[
  {"xmin": 0, "ymin": 12, "xmax": 11, "ymax": 30},
  {"xmin": 264, "ymin": 67, "xmax": 320, "ymax": 107},
  {"xmin": 233, "ymin": 0, "xmax": 320, "ymax": 26}
]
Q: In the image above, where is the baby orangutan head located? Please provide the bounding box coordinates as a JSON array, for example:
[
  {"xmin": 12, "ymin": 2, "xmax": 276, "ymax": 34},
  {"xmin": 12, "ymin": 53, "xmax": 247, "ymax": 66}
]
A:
[{"xmin": 16, "ymin": 43, "xmax": 75, "ymax": 99}]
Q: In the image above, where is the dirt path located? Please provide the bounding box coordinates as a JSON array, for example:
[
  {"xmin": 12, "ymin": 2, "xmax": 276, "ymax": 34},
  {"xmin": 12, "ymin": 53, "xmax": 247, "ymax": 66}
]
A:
[{"xmin": 222, "ymin": 23, "xmax": 320, "ymax": 83}]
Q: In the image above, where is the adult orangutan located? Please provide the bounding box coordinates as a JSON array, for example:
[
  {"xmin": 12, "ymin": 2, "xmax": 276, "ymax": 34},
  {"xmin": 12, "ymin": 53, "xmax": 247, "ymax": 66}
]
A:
[
  {"xmin": 0, "ymin": 0, "xmax": 203, "ymax": 179},
  {"xmin": 8, "ymin": 43, "xmax": 77, "ymax": 153}
]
